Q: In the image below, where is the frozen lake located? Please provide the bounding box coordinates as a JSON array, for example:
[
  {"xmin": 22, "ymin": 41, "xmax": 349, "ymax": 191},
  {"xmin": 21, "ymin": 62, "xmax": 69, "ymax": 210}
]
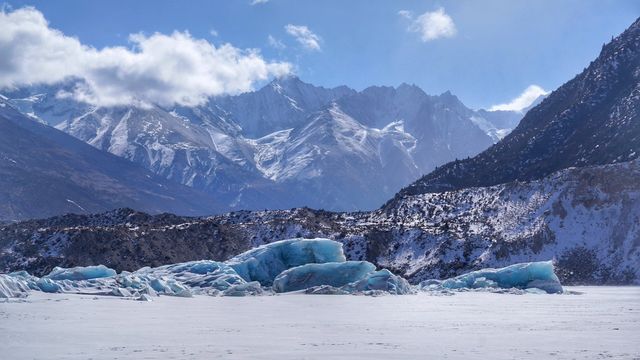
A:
[{"xmin": 1, "ymin": 286, "xmax": 638, "ymax": 359}]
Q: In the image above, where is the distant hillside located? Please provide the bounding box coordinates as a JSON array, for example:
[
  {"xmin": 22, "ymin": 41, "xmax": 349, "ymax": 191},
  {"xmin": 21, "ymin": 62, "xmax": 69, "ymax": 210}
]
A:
[
  {"xmin": 394, "ymin": 17, "xmax": 639, "ymax": 201},
  {"xmin": 2, "ymin": 160, "xmax": 638, "ymax": 285},
  {"xmin": 0, "ymin": 98, "xmax": 220, "ymax": 222}
]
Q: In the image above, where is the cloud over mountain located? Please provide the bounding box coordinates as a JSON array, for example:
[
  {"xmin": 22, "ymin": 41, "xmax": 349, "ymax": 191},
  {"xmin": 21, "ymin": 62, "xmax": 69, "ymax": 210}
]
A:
[
  {"xmin": 0, "ymin": 7, "xmax": 291, "ymax": 107},
  {"xmin": 489, "ymin": 85, "xmax": 549, "ymax": 112}
]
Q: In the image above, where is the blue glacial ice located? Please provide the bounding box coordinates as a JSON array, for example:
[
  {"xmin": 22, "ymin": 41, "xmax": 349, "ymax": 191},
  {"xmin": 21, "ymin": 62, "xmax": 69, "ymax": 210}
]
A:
[
  {"xmin": 133, "ymin": 260, "xmax": 246, "ymax": 293},
  {"xmin": 303, "ymin": 269, "xmax": 414, "ymax": 295},
  {"xmin": 420, "ymin": 261, "xmax": 563, "ymax": 294},
  {"xmin": 343, "ymin": 269, "xmax": 413, "ymax": 295},
  {"xmin": 0, "ymin": 274, "xmax": 32, "ymax": 298},
  {"xmin": 273, "ymin": 261, "xmax": 376, "ymax": 293},
  {"xmin": 227, "ymin": 238, "xmax": 346, "ymax": 286},
  {"xmin": 0, "ymin": 238, "xmax": 564, "ymax": 299},
  {"xmin": 223, "ymin": 281, "xmax": 264, "ymax": 297},
  {"xmin": 36, "ymin": 278, "xmax": 63, "ymax": 293},
  {"xmin": 47, "ymin": 265, "xmax": 116, "ymax": 281}
]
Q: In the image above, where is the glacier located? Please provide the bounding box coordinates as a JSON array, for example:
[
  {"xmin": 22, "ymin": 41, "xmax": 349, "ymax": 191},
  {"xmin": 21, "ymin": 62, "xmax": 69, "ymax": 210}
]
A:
[
  {"xmin": 273, "ymin": 261, "xmax": 376, "ymax": 293},
  {"xmin": 47, "ymin": 265, "xmax": 116, "ymax": 281},
  {"xmin": 420, "ymin": 261, "xmax": 563, "ymax": 294},
  {"xmin": 0, "ymin": 274, "xmax": 32, "ymax": 298},
  {"xmin": 0, "ymin": 238, "xmax": 563, "ymax": 299},
  {"xmin": 226, "ymin": 238, "xmax": 346, "ymax": 286}
]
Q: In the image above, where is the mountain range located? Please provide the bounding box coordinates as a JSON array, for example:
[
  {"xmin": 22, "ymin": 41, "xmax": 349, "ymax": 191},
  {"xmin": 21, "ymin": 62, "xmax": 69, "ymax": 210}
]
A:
[
  {"xmin": 2, "ymin": 76, "xmax": 527, "ymax": 215},
  {"xmin": 0, "ymin": 17, "xmax": 638, "ymax": 285},
  {"xmin": 0, "ymin": 96, "xmax": 221, "ymax": 221}
]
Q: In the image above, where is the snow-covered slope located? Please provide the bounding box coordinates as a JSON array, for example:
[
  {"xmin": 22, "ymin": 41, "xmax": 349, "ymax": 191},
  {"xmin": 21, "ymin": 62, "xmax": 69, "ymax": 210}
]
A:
[
  {"xmin": 212, "ymin": 75, "xmax": 356, "ymax": 137},
  {"xmin": 0, "ymin": 98, "xmax": 221, "ymax": 222},
  {"xmin": 3, "ymin": 77, "xmax": 522, "ymax": 212},
  {"xmin": 2, "ymin": 160, "xmax": 637, "ymax": 284},
  {"xmin": 247, "ymin": 105, "xmax": 421, "ymax": 209},
  {"xmin": 398, "ymin": 17, "xmax": 640, "ymax": 198}
]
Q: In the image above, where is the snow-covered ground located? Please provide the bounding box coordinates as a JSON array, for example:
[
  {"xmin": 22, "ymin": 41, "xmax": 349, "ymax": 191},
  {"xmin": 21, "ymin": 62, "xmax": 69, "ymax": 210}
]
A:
[{"xmin": 1, "ymin": 287, "xmax": 638, "ymax": 359}]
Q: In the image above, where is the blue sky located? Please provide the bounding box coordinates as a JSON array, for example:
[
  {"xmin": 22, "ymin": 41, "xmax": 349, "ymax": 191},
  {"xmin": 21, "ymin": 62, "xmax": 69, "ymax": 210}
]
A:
[{"xmin": 2, "ymin": 0, "xmax": 639, "ymax": 109}]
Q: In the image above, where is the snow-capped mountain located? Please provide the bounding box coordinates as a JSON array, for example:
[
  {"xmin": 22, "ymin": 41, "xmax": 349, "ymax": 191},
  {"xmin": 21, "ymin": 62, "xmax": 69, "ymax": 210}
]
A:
[
  {"xmin": 213, "ymin": 75, "xmax": 356, "ymax": 137},
  {"xmin": 396, "ymin": 17, "xmax": 640, "ymax": 199},
  {"xmin": 3, "ymin": 77, "xmax": 523, "ymax": 212},
  {"xmin": 2, "ymin": 160, "xmax": 637, "ymax": 284},
  {"xmin": 0, "ymin": 97, "xmax": 221, "ymax": 222},
  {"xmin": 3, "ymin": 19, "xmax": 637, "ymax": 286}
]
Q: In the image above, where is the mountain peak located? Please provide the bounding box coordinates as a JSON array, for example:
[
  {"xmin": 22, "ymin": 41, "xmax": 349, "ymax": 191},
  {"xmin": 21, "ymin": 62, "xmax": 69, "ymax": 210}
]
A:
[{"xmin": 271, "ymin": 74, "xmax": 302, "ymax": 85}]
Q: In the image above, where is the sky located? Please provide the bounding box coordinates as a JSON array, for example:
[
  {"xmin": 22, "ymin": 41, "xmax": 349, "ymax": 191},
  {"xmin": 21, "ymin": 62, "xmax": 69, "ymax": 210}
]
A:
[{"xmin": 0, "ymin": 0, "xmax": 638, "ymax": 110}]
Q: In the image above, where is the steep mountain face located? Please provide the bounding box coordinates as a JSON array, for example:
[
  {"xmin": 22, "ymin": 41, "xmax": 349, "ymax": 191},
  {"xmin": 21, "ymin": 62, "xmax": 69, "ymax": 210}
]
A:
[
  {"xmin": 336, "ymin": 87, "xmax": 496, "ymax": 171},
  {"xmin": 0, "ymin": 98, "xmax": 221, "ymax": 222},
  {"xmin": 55, "ymin": 105, "xmax": 289, "ymax": 209},
  {"xmin": 4, "ymin": 77, "xmax": 517, "ymax": 212},
  {"xmin": 1, "ymin": 82, "xmax": 93, "ymax": 127},
  {"xmin": 212, "ymin": 76, "xmax": 356, "ymax": 137},
  {"xmin": 2, "ymin": 160, "xmax": 637, "ymax": 284},
  {"xmin": 249, "ymin": 105, "xmax": 421, "ymax": 209},
  {"xmin": 397, "ymin": 18, "xmax": 640, "ymax": 199}
]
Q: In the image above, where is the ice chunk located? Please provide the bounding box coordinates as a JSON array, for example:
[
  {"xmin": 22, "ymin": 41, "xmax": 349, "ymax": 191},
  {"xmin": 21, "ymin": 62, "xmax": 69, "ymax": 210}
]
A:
[
  {"xmin": 227, "ymin": 238, "xmax": 346, "ymax": 286},
  {"xmin": 147, "ymin": 278, "xmax": 193, "ymax": 297},
  {"xmin": 136, "ymin": 294, "xmax": 154, "ymax": 302},
  {"xmin": 139, "ymin": 286, "xmax": 158, "ymax": 297},
  {"xmin": 273, "ymin": 261, "xmax": 376, "ymax": 293},
  {"xmin": 222, "ymin": 281, "xmax": 264, "ymax": 297},
  {"xmin": 144, "ymin": 260, "xmax": 246, "ymax": 291},
  {"xmin": 115, "ymin": 272, "xmax": 148, "ymax": 289},
  {"xmin": 8, "ymin": 271, "xmax": 40, "ymax": 290},
  {"xmin": 421, "ymin": 261, "xmax": 563, "ymax": 294},
  {"xmin": 304, "ymin": 285, "xmax": 351, "ymax": 295},
  {"xmin": 111, "ymin": 287, "xmax": 133, "ymax": 297},
  {"xmin": 343, "ymin": 269, "xmax": 413, "ymax": 295},
  {"xmin": 36, "ymin": 278, "xmax": 62, "ymax": 293},
  {"xmin": 0, "ymin": 274, "xmax": 31, "ymax": 298},
  {"xmin": 47, "ymin": 265, "xmax": 116, "ymax": 281}
]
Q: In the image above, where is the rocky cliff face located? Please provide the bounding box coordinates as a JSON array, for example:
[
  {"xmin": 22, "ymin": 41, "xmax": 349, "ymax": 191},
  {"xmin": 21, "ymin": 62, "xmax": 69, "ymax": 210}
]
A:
[{"xmin": 2, "ymin": 160, "xmax": 637, "ymax": 285}]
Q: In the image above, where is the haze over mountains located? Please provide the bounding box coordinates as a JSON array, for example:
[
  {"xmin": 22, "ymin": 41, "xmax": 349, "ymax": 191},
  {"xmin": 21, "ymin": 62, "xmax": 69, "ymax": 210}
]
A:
[{"xmin": 2, "ymin": 77, "xmax": 528, "ymax": 215}]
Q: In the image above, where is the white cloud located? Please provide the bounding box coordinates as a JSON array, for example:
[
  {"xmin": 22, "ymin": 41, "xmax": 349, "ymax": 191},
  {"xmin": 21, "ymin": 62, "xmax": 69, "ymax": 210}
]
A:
[
  {"xmin": 250, "ymin": 0, "xmax": 269, "ymax": 5},
  {"xmin": 268, "ymin": 35, "xmax": 285, "ymax": 50},
  {"xmin": 0, "ymin": 7, "xmax": 292, "ymax": 107},
  {"xmin": 285, "ymin": 24, "xmax": 321, "ymax": 51},
  {"xmin": 209, "ymin": 29, "xmax": 219, "ymax": 37},
  {"xmin": 489, "ymin": 85, "xmax": 549, "ymax": 112},
  {"xmin": 397, "ymin": 10, "xmax": 412, "ymax": 19},
  {"xmin": 400, "ymin": 7, "xmax": 457, "ymax": 42}
]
